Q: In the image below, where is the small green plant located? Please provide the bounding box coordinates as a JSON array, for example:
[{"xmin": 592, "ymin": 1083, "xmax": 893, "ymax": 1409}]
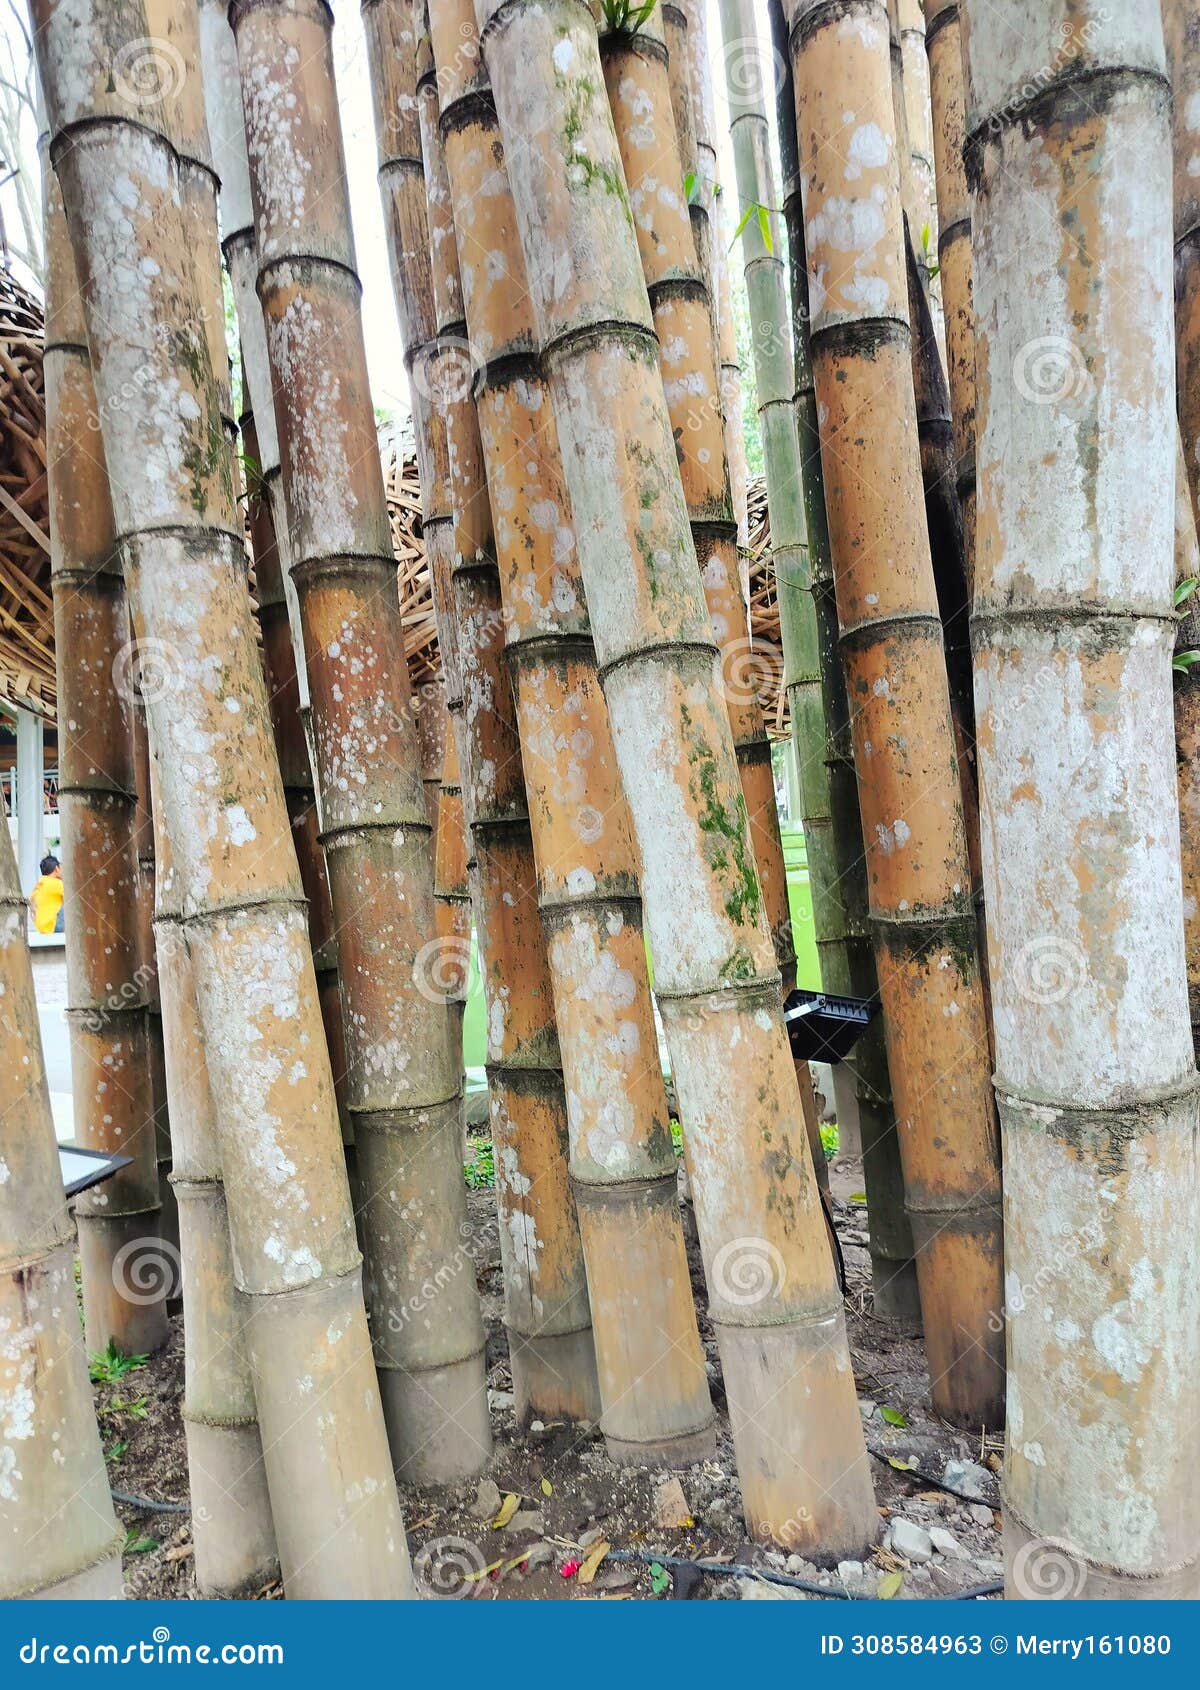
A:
[
  {"xmin": 123, "ymin": 1527, "xmax": 159, "ymax": 1556},
  {"xmin": 1173, "ymin": 577, "xmax": 1199, "ymax": 673},
  {"xmin": 104, "ymin": 1441, "xmax": 129, "ymax": 1465},
  {"xmin": 89, "ymin": 1341, "xmax": 148, "ymax": 1385},
  {"xmin": 102, "ymin": 1394, "xmax": 149, "ymax": 1422},
  {"xmin": 819, "ymin": 1121, "xmax": 838, "ymax": 1160},
  {"xmin": 463, "ymin": 1138, "xmax": 495, "ymax": 1190},
  {"xmin": 683, "ymin": 170, "xmax": 700, "ymax": 206},
  {"xmin": 599, "ymin": 0, "xmax": 655, "ymax": 33},
  {"xmin": 670, "ymin": 1118, "xmax": 684, "ymax": 1158}
]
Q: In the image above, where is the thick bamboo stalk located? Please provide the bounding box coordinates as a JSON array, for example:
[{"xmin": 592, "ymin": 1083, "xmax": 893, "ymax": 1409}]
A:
[
  {"xmin": 414, "ymin": 18, "xmax": 601, "ymax": 1424},
  {"xmin": 431, "ymin": 0, "xmax": 713, "ymax": 1464},
  {"xmin": 896, "ymin": 0, "xmax": 937, "ymax": 269},
  {"xmin": 598, "ymin": 5, "xmax": 794, "ymax": 998},
  {"xmin": 33, "ymin": 0, "xmax": 411, "ymax": 1598},
  {"xmin": 0, "ymin": 820, "xmax": 124, "ymax": 1600},
  {"xmin": 1170, "ymin": 0, "xmax": 1200, "ymax": 530},
  {"xmin": 231, "ymin": 0, "xmax": 489, "ymax": 1484},
  {"xmin": 1164, "ymin": 4, "xmax": 1200, "ymax": 1061},
  {"xmin": 196, "ymin": 0, "xmax": 354, "ymax": 1173},
  {"xmin": 128, "ymin": 690, "xmax": 178, "ymax": 1278},
  {"xmin": 1175, "ymin": 427, "xmax": 1200, "ymax": 1057},
  {"xmin": 786, "ymin": 0, "xmax": 1003, "ymax": 1426},
  {"xmin": 769, "ymin": 0, "xmax": 917, "ymax": 1317},
  {"xmin": 676, "ymin": 0, "xmax": 749, "ymax": 549},
  {"xmin": 477, "ymin": 0, "xmax": 876, "ymax": 1556},
  {"xmin": 965, "ymin": 0, "xmax": 1200, "ymax": 1598},
  {"xmin": 418, "ymin": 677, "xmax": 448, "ymax": 831},
  {"xmin": 922, "ymin": 0, "xmax": 976, "ymax": 584},
  {"xmin": 154, "ymin": 784, "xmax": 279, "ymax": 1597},
  {"xmin": 43, "ymin": 154, "xmax": 169, "ymax": 1360}
]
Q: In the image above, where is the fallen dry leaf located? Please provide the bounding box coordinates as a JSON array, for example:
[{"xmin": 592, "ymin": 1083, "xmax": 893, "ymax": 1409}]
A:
[
  {"xmin": 491, "ymin": 1493, "xmax": 520, "ymax": 1530},
  {"xmin": 576, "ymin": 1540, "xmax": 611, "ymax": 1585}
]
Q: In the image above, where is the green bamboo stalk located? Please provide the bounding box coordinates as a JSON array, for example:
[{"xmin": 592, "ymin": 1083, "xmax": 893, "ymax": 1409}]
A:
[{"xmin": 767, "ymin": 0, "xmax": 918, "ymax": 1318}]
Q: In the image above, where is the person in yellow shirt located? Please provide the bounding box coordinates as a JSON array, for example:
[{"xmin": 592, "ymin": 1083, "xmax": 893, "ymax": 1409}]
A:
[{"xmin": 29, "ymin": 854, "xmax": 64, "ymax": 935}]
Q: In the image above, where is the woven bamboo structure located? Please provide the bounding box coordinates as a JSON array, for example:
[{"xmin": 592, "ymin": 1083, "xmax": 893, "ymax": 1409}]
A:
[{"xmin": 0, "ymin": 265, "xmax": 51, "ymax": 715}]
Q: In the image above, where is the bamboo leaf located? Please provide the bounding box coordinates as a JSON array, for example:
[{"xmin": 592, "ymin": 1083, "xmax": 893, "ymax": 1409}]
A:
[
  {"xmin": 731, "ymin": 202, "xmax": 757, "ymax": 245},
  {"xmin": 756, "ymin": 202, "xmax": 773, "ymax": 255},
  {"xmin": 683, "ymin": 169, "xmax": 698, "ymax": 205},
  {"xmin": 1175, "ymin": 576, "xmax": 1198, "ymax": 608},
  {"xmin": 1174, "ymin": 649, "xmax": 1200, "ymax": 673},
  {"xmin": 887, "ymin": 1456, "xmax": 918, "ymax": 1471},
  {"xmin": 649, "ymin": 1561, "xmax": 671, "ymax": 1594},
  {"xmin": 877, "ymin": 1570, "xmax": 904, "ymax": 1599},
  {"xmin": 541, "ymin": 1477, "xmax": 553, "ymax": 1496},
  {"xmin": 577, "ymin": 1540, "xmax": 611, "ymax": 1584},
  {"xmin": 491, "ymin": 1492, "xmax": 520, "ymax": 1528},
  {"xmin": 880, "ymin": 1406, "xmax": 908, "ymax": 1427},
  {"xmin": 462, "ymin": 1557, "xmax": 505, "ymax": 1582}
]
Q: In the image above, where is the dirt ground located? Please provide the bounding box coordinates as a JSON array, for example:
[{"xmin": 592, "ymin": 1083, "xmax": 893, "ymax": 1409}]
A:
[{"xmin": 100, "ymin": 1150, "xmax": 1005, "ymax": 1602}]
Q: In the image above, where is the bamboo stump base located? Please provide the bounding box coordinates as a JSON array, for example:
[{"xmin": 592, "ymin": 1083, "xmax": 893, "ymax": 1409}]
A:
[
  {"xmin": 380, "ymin": 1355, "xmax": 492, "ymax": 1486},
  {"xmin": 510, "ymin": 1327, "xmax": 602, "ymax": 1428},
  {"xmin": 183, "ymin": 1421, "xmax": 278, "ymax": 1597},
  {"xmin": 719, "ymin": 1313, "xmax": 878, "ymax": 1557},
  {"xmin": 871, "ymin": 1256, "xmax": 923, "ymax": 1323},
  {"xmin": 1002, "ymin": 1513, "xmax": 1200, "ymax": 1602}
]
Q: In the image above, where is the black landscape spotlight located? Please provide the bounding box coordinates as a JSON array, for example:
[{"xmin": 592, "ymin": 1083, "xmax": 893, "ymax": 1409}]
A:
[
  {"xmin": 783, "ymin": 988, "xmax": 879, "ymax": 1065},
  {"xmin": 57, "ymin": 1145, "xmax": 132, "ymax": 1199}
]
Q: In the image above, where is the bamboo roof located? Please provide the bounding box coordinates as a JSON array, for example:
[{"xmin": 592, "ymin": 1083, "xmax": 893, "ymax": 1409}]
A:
[{"xmin": 0, "ymin": 265, "xmax": 52, "ymax": 717}]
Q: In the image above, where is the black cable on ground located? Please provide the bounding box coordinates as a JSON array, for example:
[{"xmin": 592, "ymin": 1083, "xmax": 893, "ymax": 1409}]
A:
[
  {"xmin": 111, "ymin": 1488, "xmax": 189, "ymax": 1514},
  {"xmin": 866, "ymin": 1446, "xmax": 999, "ymax": 1509}
]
